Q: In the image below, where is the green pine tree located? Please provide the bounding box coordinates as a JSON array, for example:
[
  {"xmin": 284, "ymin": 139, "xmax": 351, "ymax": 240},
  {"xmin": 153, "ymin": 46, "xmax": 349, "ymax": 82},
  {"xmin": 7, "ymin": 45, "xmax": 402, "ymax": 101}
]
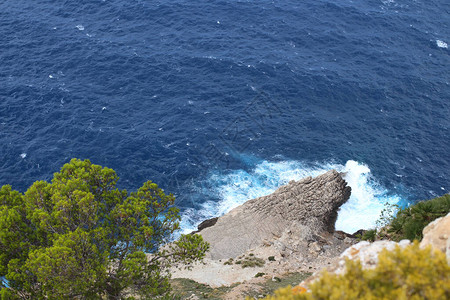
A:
[{"xmin": 0, "ymin": 159, "xmax": 209, "ymax": 299}]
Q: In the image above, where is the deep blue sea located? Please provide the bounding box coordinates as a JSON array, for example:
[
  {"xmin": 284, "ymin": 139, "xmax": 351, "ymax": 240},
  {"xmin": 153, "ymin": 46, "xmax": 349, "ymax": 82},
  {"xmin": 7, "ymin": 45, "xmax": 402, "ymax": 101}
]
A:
[{"xmin": 1, "ymin": 0, "xmax": 449, "ymax": 233}]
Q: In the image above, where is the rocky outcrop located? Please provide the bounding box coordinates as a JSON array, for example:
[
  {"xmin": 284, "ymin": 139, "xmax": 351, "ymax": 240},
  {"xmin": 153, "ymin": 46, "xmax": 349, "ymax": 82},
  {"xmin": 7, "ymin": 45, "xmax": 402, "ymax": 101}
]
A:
[
  {"xmin": 299, "ymin": 213, "xmax": 450, "ymax": 290},
  {"xmin": 337, "ymin": 240, "xmax": 411, "ymax": 272},
  {"xmin": 420, "ymin": 212, "xmax": 450, "ymax": 262},
  {"xmin": 199, "ymin": 170, "xmax": 351, "ymax": 259},
  {"xmin": 299, "ymin": 239, "xmax": 412, "ymax": 289}
]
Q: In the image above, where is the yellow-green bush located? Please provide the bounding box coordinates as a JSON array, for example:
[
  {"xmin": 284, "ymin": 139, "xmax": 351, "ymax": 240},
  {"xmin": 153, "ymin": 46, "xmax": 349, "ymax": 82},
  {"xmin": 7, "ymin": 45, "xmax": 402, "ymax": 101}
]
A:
[{"xmin": 256, "ymin": 242, "xmax": 450, "ymax": 300}]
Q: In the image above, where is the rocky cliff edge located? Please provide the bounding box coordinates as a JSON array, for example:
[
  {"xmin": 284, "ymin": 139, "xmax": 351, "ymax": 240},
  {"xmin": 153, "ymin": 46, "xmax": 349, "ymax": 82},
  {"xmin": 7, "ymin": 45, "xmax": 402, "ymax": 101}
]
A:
[{"xmin": 198, "ymin": 169, "xmax": 351, "ymax": 260}]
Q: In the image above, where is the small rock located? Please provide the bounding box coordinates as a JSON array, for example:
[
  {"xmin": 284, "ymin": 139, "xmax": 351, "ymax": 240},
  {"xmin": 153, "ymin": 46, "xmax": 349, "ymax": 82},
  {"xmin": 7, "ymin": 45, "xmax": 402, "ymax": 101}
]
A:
[
  {"xmin": 272, "ymin": 276, "xmax": 281, "ymax": 282},
  {"xmin": 309, "ymin": 241, "xmax": 322, "ymax": 253},
  {"xmin": 344, "ymin": 237, "xmax": 352, "ymax": 244},
  {"xmin": 333, "ymin": 231, "xmax": 346, "ymax": 240},
  {"xmin": 194, "ymin": 217, "xmax": 219, "ymax": 233},
  {"xmin": 399, "ymin": 239, "xmax": 410, "ymax": 246}
]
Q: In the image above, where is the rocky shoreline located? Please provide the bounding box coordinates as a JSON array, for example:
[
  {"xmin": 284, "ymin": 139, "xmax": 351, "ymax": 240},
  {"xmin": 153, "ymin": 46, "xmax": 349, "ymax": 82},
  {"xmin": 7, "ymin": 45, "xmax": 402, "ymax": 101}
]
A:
[
  {"xmin": 171, "ymin": 170, "xmax": 449, "ymax": 299},
  {"xmin": 197, "ymin": 170, "xmax": 351, "ymax": 260},
  {"xmin": 171, "ymin": 170, "xmax": 358, "ymax": 294}
]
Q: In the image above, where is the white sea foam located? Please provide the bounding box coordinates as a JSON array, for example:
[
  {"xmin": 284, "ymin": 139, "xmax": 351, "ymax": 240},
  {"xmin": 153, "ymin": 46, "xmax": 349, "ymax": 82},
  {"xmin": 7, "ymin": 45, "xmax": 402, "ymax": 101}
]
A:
[
  {"xmin": 180, "ymin": 159, "xmax": 406, "ymax": 234},
  {"xmin": 436, "ymin": 40, "xmax": 448, "ymax": 49},
  {"xmin": 20, "ymin": 153, "xmax": 27, "ymax": 159},
  {"xmin": 335, "ymin": 160, "xmax": 402, "ymax": 232},
  {"xmin": 76, "ymin": 25, "xmax": 85, "ymax": 31}
]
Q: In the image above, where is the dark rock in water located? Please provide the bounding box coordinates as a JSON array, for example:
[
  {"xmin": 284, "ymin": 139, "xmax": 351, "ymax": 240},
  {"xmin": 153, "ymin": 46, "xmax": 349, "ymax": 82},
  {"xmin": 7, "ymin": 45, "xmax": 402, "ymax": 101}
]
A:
[
  {"xmin": 198, "ymin": 170, "xmax": 351, "ymax": 259},
  {"xmin": 191, "ymin": 217, "xmax": 219, "ymax": 234}
]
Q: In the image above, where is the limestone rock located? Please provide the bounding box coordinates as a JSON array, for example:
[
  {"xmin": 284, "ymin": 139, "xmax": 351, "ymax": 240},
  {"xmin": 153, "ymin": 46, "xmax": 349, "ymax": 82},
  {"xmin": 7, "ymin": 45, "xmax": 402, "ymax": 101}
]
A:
[
  {"xmin": 199, "ymin": 170, "xmax": 351, "ymax": 259},
  {"xmin": 336, "ymin": 240, "xmax": 411, "ymax": 273},
  {"xmin": 300, "ymin": 240, "xmax": 411, "ymax": 288},
  {"xmin": 420, "ymin": 212, "xmax": 450, "ymax": 262}
]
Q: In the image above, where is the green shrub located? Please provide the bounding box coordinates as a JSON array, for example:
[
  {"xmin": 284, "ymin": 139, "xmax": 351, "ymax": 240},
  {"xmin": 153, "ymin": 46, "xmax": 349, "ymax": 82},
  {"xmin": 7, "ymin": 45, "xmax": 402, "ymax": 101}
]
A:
[
  {"xmin": 358, "ymin": 229, "xmax": 377, "ymax": 242},
  {"xmin": 253, "ymin": 242, "xmax": 450, "ymax": 300},
  {"xmin": 387, "ymin": 194, "xmax": 450, "ymax": 241},
  {"xmin": 0, "ymin": 159, "xmax": 209, "ymax": 299},
  {"xmin": 268, "ymin": 256, "xmax": 276, "ymax": 261},
  {"xmin": 231, "ymin": 255, "xmax": 265, "ymax": 268},
  {"xmin": 375, "ymin": 202, "xmax": 400, "ymax": 228},
  {"xmin": 241, "ymin": 256, "xmax": 265, "ymax": 268},
  {"xmin": 361, "ymin": 194, "xmax": 450, "ymax": 242}
]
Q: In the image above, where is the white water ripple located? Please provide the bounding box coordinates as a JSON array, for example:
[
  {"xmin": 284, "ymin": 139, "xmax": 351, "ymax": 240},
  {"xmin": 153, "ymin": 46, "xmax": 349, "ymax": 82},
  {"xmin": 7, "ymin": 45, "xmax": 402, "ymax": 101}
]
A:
[
  {"xmin": 180, "ymin": 159, "xmax": 406, "ymax": 234},
  {"xmin": 436, "ymin": 40, "xmax": 448, "ymax": 49}
]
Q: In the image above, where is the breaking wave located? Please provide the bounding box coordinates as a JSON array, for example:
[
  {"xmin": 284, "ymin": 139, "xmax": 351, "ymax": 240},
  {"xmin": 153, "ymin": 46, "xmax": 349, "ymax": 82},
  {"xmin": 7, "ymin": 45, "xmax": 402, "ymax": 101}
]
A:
[{"xmin": 180, "ymin": 159, "xmax": 408, "ymax": 234}]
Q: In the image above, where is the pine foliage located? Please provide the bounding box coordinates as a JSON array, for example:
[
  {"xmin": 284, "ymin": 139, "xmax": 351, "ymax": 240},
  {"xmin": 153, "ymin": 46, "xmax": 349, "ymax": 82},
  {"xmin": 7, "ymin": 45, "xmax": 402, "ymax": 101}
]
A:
[{"xmin": 0, "ymin": 159, "xmax": 209, "ymax": 299}]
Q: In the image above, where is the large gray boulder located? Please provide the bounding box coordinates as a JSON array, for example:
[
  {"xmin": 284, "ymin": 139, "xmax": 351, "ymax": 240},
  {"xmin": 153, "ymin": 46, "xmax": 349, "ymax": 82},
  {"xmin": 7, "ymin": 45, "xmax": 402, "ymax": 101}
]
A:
[{"xmin": 199, "ymin": 170, "xmax": 351, "ymax": 259}]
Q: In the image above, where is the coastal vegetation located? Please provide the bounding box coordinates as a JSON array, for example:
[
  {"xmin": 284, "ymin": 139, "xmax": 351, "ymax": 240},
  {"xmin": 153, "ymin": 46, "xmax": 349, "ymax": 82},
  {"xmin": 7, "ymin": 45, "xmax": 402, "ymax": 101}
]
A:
[
  {"xmin": 234, "ymin": 255, "xmax": 265, "ymax": 268},
  {"xmin": 1, "ymin": 159, "xmax": 448, "ymax": 299},
  {"xmin": 0, "ymin": 159, "xmax": 209, "ymax": 299},
  {"xmin": 382, "ymin": 194, "xmax": 450, "ymax": 241},
  {"xmin": 256, "ymin": 242, "xmax": 450, "ymax": 300},
  {"xmin": 360, "ymin": 194, "xmax": 450, "ymax": 242}
]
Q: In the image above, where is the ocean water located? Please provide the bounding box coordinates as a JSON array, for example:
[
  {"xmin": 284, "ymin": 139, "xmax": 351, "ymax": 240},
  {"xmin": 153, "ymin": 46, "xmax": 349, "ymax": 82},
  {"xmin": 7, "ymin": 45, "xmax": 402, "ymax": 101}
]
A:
[{"xmin": 1, "ymin": 0, "xmax": 449, "ymax": 233}]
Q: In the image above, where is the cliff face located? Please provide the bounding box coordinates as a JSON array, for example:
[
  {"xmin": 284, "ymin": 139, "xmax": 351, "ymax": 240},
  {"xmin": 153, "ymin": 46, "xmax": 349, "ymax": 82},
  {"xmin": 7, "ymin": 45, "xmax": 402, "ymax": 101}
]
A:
[
  {"xmin": 198, "ymin": 170, "xmax": 351, "ymax": 259},
  {"xmin": 420, "ymin": 212, "xmax": 450, "ymax": 262},
  {"xmin": 299, "ymin": 213, "xmax": 450, "ymax": 291}
]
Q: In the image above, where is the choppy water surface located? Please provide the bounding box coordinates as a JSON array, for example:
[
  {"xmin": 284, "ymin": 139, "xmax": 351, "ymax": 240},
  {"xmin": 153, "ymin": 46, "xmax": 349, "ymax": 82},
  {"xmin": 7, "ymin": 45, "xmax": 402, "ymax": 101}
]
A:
[{"xmin": 1, "ymin": 0, "xmax": 449, "ymax": 232}]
